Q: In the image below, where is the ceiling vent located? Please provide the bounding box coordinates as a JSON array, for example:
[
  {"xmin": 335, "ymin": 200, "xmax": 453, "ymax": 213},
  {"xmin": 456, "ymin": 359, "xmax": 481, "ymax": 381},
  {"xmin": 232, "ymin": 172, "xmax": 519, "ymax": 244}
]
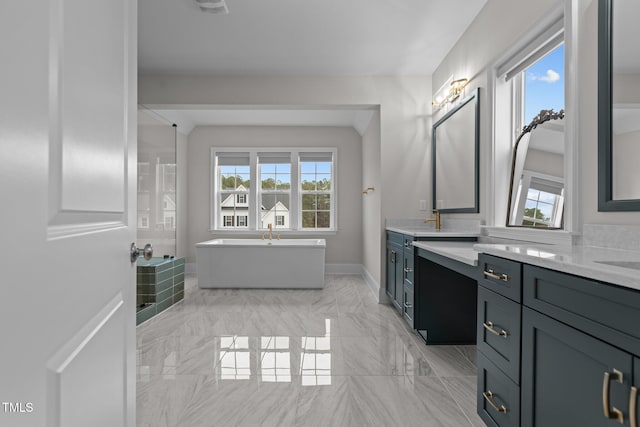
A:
[{"xmin": 193, "ymin": 0, "xmax": 229, "ymax": 14}]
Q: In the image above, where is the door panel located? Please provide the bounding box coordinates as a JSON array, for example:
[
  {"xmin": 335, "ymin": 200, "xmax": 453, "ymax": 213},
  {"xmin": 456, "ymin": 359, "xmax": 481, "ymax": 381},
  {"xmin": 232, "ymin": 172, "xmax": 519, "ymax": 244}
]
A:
[
  {"xmin": 0, "ymin": 1, "xmax": 137, "ymax": 426},
  {"xmin": 521, "ymin": 307, "xmax": 632, "ymax": 427}
]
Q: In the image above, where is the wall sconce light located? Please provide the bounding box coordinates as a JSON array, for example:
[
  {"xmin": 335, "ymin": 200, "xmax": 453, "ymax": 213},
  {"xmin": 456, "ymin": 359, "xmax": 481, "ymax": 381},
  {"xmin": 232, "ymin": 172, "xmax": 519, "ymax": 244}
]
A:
[
  {"xmin": 362, "ymin": 187, "xmax": 375, "ymax": 195},
  {"xmin": 432, "ymin": 78, "xmax": 469, "ymax": 110}
]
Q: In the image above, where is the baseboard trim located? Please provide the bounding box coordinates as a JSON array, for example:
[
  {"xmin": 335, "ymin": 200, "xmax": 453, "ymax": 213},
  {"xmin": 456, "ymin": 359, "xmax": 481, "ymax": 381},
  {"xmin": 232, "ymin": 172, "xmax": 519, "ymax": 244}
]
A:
[
  {"xmin": 362, "ymin": 265, "xmax": 384, "ymax": 303},
  {"xmin": 325, "ymin": 264, "xmax": 363, "ymax": 275}
]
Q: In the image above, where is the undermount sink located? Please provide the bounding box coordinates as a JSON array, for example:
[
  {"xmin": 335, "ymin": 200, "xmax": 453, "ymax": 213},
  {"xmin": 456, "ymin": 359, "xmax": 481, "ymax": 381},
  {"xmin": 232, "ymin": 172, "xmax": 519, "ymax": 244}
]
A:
[{"xmin": 594, "ymin": 260, "xmax": 640, "ymax": 271}]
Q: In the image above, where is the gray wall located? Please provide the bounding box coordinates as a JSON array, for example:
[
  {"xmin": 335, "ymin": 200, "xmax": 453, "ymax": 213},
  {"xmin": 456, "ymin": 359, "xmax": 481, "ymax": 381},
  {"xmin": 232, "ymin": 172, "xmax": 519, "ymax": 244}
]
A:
[
  {"xmin": 432, "ymin": 0, "xmax": 640, "ymax": 228},
  {"xmin": 185, "ymin": 125, "xmax": 363, "ymax": 266},
  {"xmin": 361, "ymin": 110, "xmax": 382, "ymax": 286},
  {"xmin": 140, "ymin": 75, "xmax": 431, "ymax": 294}
]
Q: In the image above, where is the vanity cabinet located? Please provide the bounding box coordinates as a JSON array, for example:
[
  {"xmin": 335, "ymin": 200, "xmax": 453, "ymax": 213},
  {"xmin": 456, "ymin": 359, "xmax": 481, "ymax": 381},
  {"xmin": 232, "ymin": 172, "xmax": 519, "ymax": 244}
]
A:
[
  {"xmin": 386, "ymin": 231, "xmax": 478, "ymax": 331},
  {"xmin": 386, "ymin": 232, "xmax": 405, "ymax": 312},
  {"xmin": 477, "ymin": 254, "xmax": 640, "ymax": 427},
  {"xmin": 386, "ymin": 231, "xmax": 424, "ymax": 322}
]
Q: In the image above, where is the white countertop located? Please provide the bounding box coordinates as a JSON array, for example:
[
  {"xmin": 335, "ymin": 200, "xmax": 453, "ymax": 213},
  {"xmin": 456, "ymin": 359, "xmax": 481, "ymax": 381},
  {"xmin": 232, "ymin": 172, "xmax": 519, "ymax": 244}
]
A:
[
  {"xmin": 386, "ymin": 226, "xmax": 481, "ymax": 238},
  {"xmin": 413, "ymin": 241, "xmax": 479, "ymax": 266},
  {"xmin": 474, "ymin": 243, "xmax": 640, "ymax": 291}
]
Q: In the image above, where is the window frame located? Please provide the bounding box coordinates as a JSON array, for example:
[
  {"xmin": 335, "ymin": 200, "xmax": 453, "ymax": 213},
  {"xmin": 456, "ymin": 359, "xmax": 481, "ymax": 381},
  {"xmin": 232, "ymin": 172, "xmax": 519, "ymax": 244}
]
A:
[{"xmin": 211, "ymin": 147, "xmax": 337, "ymax": 233}]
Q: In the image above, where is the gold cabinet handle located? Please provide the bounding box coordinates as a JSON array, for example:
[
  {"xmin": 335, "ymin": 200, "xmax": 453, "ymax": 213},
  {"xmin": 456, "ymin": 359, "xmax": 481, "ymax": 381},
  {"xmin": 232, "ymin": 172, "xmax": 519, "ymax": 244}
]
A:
[
  {"xmin": 602, "ymin": 370, "xmax": 625, "ymax": 424},
  {"xmin": 483, "ymin": 269, "xmax": 509, "ymax": 282},
  {"xmin": 483, "ymin": 321, "xmax": 508, "ymax": 338},
  {"xmin": 482, "ymin": 391, "xmax": 508, "ymax": 414},
  {"xmin": 631, "ymin": 386, "xmax": 638, "ymax": 427}
]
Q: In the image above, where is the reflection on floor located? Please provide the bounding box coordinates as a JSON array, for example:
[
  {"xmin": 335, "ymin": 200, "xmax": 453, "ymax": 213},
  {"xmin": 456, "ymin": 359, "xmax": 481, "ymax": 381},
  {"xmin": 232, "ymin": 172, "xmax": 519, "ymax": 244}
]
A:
[{"xmin": 136, "ymin": 274, "xmax": 484, "ymax": 427}]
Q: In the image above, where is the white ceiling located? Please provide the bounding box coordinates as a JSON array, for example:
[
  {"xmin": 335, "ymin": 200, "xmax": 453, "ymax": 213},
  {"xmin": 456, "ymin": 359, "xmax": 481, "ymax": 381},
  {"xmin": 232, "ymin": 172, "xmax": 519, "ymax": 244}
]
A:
[
  {"xmin": 138, "ymin": 0, "xmax": 487, "ymax": 132},
  {"xmin": 138, "ymin": 0, "xmax": 487, "ymax": 76}
]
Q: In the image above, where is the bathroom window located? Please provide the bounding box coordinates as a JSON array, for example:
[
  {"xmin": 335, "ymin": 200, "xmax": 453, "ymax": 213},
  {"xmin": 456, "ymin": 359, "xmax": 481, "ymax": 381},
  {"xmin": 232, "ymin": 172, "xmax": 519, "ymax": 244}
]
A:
[
  {"xmin": 258, "ymin": 153, "xmax": 291, "ymax": 230},
  {"xmin": 495, "ymin": 17, "xmax": 564, "ymax": 135},
  {"xmin": 217, "ymin": 153, "xmax": 250, "ymax": 229},
  {"xmin": 300, "ymin": 152, "xmax": 334, "ymax": 230},
  {"xmin": 212, "ymin": 148, "xmax": 336, "ymax": 232}
]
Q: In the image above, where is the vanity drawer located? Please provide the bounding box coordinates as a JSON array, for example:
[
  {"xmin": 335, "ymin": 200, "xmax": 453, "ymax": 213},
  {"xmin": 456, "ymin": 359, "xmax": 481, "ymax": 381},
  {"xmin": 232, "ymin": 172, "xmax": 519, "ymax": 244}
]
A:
[
  {"xmin": 479, "ymin": 254, "xmax": 522, "ymax": 303},
  {"xmin": 477, "ymin": 352, "xmax": 520, "ymax": 427},
  {"xmin": 523, "ymin": 264, "xmax": 640, "ymax": 356},
  {"xmin": 477, "ymin": 286, "xmax": 521, "ymax": 384}
]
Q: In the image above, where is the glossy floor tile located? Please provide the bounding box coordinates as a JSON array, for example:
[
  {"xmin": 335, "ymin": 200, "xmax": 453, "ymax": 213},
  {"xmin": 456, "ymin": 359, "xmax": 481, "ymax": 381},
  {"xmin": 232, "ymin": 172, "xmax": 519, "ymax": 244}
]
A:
[{"xmin": 137, "ymin": 274, "xmax": 480, "ymax": 426}]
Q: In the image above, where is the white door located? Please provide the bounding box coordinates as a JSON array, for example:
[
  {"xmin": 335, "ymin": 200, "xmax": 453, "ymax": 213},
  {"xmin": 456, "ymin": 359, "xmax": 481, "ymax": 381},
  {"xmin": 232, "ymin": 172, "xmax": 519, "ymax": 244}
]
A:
[{"xmin": 0, "ymin": 1, "xmax": 138, "ymax": 426}]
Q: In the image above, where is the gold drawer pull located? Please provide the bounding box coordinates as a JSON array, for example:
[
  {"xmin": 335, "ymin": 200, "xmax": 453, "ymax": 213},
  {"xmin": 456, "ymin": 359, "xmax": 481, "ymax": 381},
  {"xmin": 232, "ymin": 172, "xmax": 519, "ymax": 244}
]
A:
[
  {"xmin": 631, "ymin": 386, "xmax": 638, "ymax": 427},
  {"xmin": 482, "ymin": 391, "xmax": 508, "ymax": 414},
  {"xmin": 483, "ymin": 269, "xmax": 509, "ymax": 282},
  {"xmin": 483, "ymin": 321, "xmax": 508, "ymax": 338},
  {"xmin": 602, "ymin": 370, "xmax": 624, "ymax": 424}
]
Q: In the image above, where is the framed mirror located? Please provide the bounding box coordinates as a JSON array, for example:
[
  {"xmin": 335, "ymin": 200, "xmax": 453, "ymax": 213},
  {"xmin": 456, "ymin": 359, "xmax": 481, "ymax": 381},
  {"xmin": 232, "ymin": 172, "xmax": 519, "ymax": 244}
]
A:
[
  {"xmin": 507, "ymin": 110, "xmax": 565, "ymax": 228},
  {"xmin": 432, "ymin": 88, "xmax": 479, "ymax": 213},
  {"xmin": 598, "ymin": 0, "xmax": 640, "ymax": 211}
]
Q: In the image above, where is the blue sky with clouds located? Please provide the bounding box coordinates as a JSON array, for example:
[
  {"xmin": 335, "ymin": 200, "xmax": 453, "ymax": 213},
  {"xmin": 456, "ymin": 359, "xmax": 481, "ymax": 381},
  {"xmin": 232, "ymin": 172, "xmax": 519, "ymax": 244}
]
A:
[{"xmin": 524, "ymin": 43, "xmax": 565, "ymax": 124}]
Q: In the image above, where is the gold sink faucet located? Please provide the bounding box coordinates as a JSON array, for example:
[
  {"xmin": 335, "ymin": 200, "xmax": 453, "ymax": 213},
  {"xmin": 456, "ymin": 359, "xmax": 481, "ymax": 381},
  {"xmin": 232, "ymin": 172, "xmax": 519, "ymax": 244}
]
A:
[
  {"xmin": 268, "ymin": 223, "xmax": 273, "ymax": 240},
  {"xmin": 424, "ymin": 209, "xmax": 441, "ymax": 230}
]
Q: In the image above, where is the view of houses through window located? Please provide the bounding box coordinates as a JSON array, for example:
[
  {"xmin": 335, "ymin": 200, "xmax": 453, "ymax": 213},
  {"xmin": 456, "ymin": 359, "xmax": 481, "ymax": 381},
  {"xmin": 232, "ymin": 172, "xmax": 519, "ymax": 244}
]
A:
[{"xmin": 214, "ymin": 149, "xmax": 335, "ymax": 231}]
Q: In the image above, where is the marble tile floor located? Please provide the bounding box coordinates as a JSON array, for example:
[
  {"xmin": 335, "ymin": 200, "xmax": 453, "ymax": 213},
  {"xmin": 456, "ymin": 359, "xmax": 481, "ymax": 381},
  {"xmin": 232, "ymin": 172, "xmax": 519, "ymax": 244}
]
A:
[{"xmin": 137, "ymin": 274, "xmax": 484, "ymax": 427}]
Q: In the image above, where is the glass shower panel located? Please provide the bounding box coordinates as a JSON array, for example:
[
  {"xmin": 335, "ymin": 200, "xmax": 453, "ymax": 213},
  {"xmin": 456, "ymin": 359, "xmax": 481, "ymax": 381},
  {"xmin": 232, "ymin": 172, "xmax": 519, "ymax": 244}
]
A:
[{"xmin": 137, "ymin": 109, "xmax": 176, "ymax": 257}]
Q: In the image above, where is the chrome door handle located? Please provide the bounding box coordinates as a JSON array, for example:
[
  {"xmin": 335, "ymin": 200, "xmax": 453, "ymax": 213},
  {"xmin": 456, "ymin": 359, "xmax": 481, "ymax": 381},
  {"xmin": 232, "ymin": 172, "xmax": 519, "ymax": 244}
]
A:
[
  {"xmin": 483, "ymin": 321, "xmax": 509, "ymax": 338},
  {"xmin": 403, "ymin": 302, "xmax": 413, "ymax": 309},
  {"xmin": 131, "ymin": 243, "xmax": 153, "ymax": 263},
  {"xmin": 404, "ymin": 267, "xmax": 413, "ymax": 273},
  {"xmin": 602, "ymin": 370, "xmax": 624, "ymax": 424}
]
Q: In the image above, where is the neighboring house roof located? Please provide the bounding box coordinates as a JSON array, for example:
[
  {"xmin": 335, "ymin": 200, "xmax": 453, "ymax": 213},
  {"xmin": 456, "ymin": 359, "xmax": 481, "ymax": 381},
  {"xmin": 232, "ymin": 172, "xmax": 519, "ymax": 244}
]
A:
[{"xmin": 163, "ymin": 194, "xmax": 176, "ymax": 210}]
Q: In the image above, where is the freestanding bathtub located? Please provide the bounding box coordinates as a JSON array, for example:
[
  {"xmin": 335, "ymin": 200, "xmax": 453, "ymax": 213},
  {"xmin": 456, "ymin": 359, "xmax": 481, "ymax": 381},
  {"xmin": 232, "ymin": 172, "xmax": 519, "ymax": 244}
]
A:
[{"xmin": 196, "ymin": 238, "xmax": 326, "ymax": 289}]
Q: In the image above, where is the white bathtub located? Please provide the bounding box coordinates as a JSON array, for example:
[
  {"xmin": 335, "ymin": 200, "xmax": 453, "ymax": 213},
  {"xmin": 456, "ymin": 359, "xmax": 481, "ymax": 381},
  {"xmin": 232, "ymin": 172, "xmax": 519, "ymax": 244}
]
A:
[{"xmin": 195, "ymin": 238, "xmax": 326, "ymax": 289}]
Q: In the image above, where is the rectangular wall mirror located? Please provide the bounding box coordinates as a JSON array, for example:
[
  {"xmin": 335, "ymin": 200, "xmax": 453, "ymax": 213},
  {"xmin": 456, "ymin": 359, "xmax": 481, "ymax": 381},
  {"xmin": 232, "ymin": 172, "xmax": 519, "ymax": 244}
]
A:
[
  {"xmin": 598, "ymin": 0, "xmax": 640, "ymax": 211},
  {"xmin": 432, "ymin": 88, "xmax": 480, "ymax": 213}
]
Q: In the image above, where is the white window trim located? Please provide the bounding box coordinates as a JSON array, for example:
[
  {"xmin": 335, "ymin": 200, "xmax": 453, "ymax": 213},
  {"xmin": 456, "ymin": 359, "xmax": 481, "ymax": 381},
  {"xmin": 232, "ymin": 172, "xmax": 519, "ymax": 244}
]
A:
[
  {"xmin": 484, "ymin": 0, "xmax": 579, "ymax": 246},
  {"xmin": 210, "ymin": 147, "xmax": 338, "ymax": 233}
]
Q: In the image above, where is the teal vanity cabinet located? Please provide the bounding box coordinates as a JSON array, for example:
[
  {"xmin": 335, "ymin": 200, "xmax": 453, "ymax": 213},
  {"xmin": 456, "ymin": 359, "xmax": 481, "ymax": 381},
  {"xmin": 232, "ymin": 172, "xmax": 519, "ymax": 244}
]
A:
[
  {"xmin": 386, "ymin": 231, "xmax": 428, "ymax": 323},
  {"xmin": 520, "ymin": 265, "xmax": 640, "ymax": 427},
  {"xmin": 477, "ymin": 254, "xmax": 640, "ymax": 427},
  {"xmin": 386, "ymin": 231, "xmax": 406, "ymax": 312},
  {"xmin": 386, "ymin": 231, "xmax": 479, "ymax": 330}
]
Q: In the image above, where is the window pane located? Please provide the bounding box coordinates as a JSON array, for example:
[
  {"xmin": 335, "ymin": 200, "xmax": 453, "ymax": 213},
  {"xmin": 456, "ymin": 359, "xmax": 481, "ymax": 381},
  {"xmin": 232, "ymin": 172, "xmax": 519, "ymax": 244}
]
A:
[
  {"xmin": 302, "ymin": 212, "xmax": 316, "ymax": 228},
  {"xmin": 524, "ymin": 43, "xmax": 564, "ymax": 124},
  {"xmin": 301, "ymin": 174, "xmax": 316, "ymax": 190},
  {"xmin": 316, "ymin": 174, "xmax": 331, "ymax": 191},
  {"xmin": 262, "ymin": 173, "xmax": 276, "ymax": 189},
  {"xmin": 538, "ymin": 191, "xmax": 557, "ymax": 205},
  {"xmin": 261, "ymin": 194, "xmax": 290, "ymax": 229},
  {"xmin": 317, "ymin": 195, "xmax": 331, "ymax": 210},
  {"xmin": 317, "ymin": 212, "xmax": 331, "ymax": 228},
  {"xmin": 537, "ymin": 202, "xmax": 553, "ymax": 221},
  {"xmin": 300, "ymin": 162, "xmax": 316, "ymax": 174},
  {"xmin": 302, "ymin": 194, "xmax": 316, "ymax": 210},
  {"xmin": 261, "ymin": 163, "xmax": 276, "ymax": 174},
  {"xmin": 276, "ymin": 174, "xmax": 291, "ymax": 190}
]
